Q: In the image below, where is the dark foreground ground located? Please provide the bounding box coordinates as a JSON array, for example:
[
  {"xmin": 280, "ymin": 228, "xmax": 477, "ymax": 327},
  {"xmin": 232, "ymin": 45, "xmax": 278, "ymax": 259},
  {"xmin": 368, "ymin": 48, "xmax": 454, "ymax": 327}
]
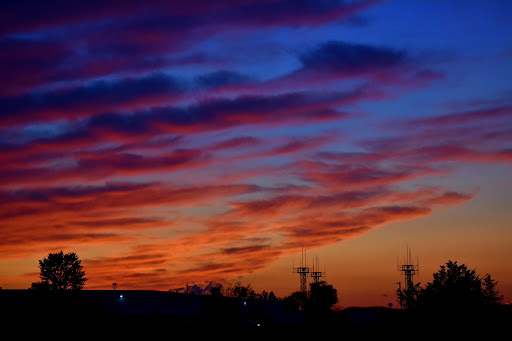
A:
[{"xmin": 1, "ymin": 290, "xmax": 510, "ymax": 338}]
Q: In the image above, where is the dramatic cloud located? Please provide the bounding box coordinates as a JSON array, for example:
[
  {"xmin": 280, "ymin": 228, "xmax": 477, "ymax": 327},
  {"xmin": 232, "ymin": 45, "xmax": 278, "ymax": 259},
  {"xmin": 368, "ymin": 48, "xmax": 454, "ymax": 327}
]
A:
[
  {"xmin": 0, "ymin": 73, "xmax": 187, "ymax": 126},
  {"xmin": 2, "ymin": 1, "xmax": 511, "ymax": 294},
  {"xmin": 360, "ymin": 104, "xmax": 512, "ymax": 165},
  {"xmin": 299, "ymin": 41, "xmax": 407, "ymax": 74}
]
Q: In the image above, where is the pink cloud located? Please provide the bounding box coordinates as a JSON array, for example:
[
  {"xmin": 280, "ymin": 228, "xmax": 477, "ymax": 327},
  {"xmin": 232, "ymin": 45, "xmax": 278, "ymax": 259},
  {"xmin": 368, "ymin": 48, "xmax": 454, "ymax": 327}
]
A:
[{"xmin": 423, "ymin": 190, "xmax": 477, "ymax": 206}]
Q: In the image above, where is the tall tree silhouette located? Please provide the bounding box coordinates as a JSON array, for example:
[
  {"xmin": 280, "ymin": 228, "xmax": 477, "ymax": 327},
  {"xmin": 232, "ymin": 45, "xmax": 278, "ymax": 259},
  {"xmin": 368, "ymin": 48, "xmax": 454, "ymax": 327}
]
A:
[{"xmin": 30, "ymin": 251, "xmax": 87, "ymax": 291}]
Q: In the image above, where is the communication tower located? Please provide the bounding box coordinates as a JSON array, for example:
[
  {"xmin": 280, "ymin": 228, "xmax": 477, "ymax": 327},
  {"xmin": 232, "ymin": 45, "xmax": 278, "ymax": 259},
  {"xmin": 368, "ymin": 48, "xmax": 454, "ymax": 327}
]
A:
[
  {"xmin": 293, "ymin": 248, "xmax": 310, "ymax": 293},
  {"xmin": 310, "ymin": 255, "xmax": 326, "ymax": 284},
  {"xmin": 397, "ymin": 246, "xmax": 419, "ymax": 292}
]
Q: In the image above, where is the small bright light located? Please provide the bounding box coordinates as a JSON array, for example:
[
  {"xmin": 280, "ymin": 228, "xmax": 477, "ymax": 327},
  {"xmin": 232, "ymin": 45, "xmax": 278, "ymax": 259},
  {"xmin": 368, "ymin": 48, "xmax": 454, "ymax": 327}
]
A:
[{"xmin": 119, "ymin": 295, "xmax": 123, "ymax": 298}]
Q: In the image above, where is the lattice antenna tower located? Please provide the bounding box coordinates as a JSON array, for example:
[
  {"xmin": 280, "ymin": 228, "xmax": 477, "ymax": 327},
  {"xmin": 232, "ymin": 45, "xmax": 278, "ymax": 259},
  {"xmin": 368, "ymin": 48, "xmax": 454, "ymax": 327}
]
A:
[
  {"xmin": 397, "ymin": 245, "xmax": 419, "ymax": 291},
  {"xmin": 293, "ymin": 247, "xmax": 310, "ymax": 293},
  {"xmin": 310, "ymin": 254, "xmax": 326, "ymax": 284}
]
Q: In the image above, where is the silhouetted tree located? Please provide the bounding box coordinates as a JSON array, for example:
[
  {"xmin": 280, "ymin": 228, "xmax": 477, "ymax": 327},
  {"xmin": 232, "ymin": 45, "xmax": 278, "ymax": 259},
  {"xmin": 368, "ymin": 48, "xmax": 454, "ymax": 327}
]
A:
[
  {"xmin": 417, "ymin": 260, "xmax": 502, "ymax": 312},
  {"xmin": 283, "ymin": 281, "xmax": 338, "ymax": 314},
  {"xmin": 396, "ymin": 282, "xmax": 421, "ymax": 310},
  {"xmin": 30, "ymin": 251, "xmax": 87, "ymax": 291},
  {"xmin": 308, "ymin": 281, "xmax": 338, "ymax": 312},
  {"xmin": 255, "ymin": 290, "xmax": 278, "ymax": 301},
  {"xmin": 210, "ymin": 284, "xmax": 223, "ymax": 297},
  {"xmin": 258, "ymin": 290, "xmax": 269, "ymax": 300},
  {"xmin": 225, "ymin": 282, "xmax": 257, "ymax": 298},
  {"xmin": 283, "ymin": 291, "xmax": 307, "ymax": 312},
  {"xmin": 481, "ymin": 273, "xmax": 504, "ymax": 305}
]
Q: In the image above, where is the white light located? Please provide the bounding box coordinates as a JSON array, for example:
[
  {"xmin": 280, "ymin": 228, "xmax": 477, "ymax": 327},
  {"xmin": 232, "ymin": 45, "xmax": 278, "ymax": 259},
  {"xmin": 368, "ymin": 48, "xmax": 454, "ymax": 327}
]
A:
[{"xmin": 119, "ymin": 295, "xmax": 123, "ymax": 298}]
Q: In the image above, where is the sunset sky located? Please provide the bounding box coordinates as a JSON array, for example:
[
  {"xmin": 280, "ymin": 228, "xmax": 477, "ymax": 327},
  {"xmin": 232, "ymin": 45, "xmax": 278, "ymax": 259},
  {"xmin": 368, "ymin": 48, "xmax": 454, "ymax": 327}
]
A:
[{"xmin": 1, "ymin": 1, "xmax": 511, "ymax": 307}]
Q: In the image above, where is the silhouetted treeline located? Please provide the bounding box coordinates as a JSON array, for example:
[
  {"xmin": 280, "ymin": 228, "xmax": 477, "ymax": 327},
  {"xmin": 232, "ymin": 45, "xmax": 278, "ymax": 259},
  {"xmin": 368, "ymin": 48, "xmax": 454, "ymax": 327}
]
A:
[
  {"xmin": 5, "ymin": 252, "xmax": 510, "ymax": 337},
  {"xmin": 220, "ymin": 282, "xmax": 278, "ymax": 301},
  {"xmin": 397, "ymin": 261, "xmax": 503, "ymax": 312}
]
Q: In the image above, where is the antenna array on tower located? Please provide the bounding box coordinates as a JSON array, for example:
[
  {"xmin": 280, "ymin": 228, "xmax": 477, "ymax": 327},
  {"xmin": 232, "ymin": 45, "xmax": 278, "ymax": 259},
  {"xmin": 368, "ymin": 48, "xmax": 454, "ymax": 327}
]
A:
[
  {"xmin": 292, "ymin": 248, "xmax": 327, "ymax": 293},
  {"xmin": 397, "ymin": 245, "xmax": 419, "ymax": 291},
  {"xmin": 292, "ymin": 247, "xmax": 310, "ymax": 293},
  {"xmin": 310, "ymin": 254, "xmax": 326, "ymax": 284}
]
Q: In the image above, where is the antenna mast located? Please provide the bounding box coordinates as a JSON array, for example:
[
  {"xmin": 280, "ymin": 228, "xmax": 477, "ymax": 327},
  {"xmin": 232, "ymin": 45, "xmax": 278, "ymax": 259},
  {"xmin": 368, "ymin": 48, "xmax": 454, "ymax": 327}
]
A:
[
  {"xmin": 310, "ymin": 254, "xmax": 326, "ymax": 284},
  {"xmin": 293, "ymin": 247, "xmax": 310, "ymax": 293},
  {"xmin": 397, "ymin": 245, "xmax": 419, "ymax": 309},
  {"xmin": 397, "ymin": 245, "xmax": 419, "ymax": 291}
]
